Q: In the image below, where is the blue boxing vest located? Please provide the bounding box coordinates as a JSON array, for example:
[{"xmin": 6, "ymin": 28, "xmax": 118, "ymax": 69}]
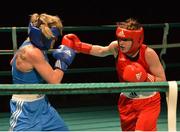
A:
[{"xmin": 12, "ymin": 40, "xmax": 48, "ymax": 84}]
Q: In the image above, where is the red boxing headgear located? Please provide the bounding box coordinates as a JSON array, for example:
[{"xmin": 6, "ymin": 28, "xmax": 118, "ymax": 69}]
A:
[{"xmin": 116, "ymin": 27, "xmax": 144, "ymax": 54}]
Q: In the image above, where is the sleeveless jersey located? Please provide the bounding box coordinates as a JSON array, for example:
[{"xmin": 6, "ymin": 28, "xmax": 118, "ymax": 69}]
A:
[
  {"xmin": 116, "ymin": 44, "xmax": 155, "ymax": 98},
  {"xmin": 12, "ymin": 40, "xmax": 48, "ymax": 84}
]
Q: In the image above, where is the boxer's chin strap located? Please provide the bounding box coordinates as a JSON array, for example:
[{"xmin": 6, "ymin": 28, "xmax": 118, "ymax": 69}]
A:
[{"xmin": 167, "ymin": 81, "xmax": 178, "ymax": 131}]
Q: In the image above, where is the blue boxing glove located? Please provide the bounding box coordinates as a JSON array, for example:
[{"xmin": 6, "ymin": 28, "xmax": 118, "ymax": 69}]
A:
[{"xmin": 52, "ymin": 45, "xmax": 76, "ymax": 71}]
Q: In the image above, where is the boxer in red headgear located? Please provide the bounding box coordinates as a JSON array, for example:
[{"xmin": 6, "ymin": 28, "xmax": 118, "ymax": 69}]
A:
[
  {"xmin": 62, "ymin": 18, "xmax": 166, "ymax": 131},
  {"xmin": 116, "ymin": 25, "xmax": 144, "ymax": 55}
]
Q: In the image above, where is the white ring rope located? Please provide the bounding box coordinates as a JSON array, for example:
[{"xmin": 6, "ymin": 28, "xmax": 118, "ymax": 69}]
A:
[{"xmin": 167, "ymin": 81, "xmax": 178, "ymax": 131}]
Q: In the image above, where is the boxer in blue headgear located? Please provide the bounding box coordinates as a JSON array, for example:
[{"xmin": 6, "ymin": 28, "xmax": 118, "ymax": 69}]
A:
[
  {"xmin": 28, "ymin": 22, "xmax": 60, "ymax": 50},
  {"xmin": 9, "ymin": 13, "xmax": 76, "ymax": 131}
]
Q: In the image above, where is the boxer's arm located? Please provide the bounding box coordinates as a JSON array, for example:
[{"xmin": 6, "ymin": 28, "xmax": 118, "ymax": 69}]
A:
[
  {"xmin": 62, "ymin": 34, "xmax": 117, "ymax": 57},
  {"xmin": 90, "ymin": 41, "xmax": 118, "ymax": 57},
  {"xmin": 25, "ymin": 47, "xmax": 64, "ymax": 84},
  {"xmin": 24, "ymin": 45, "xmax": 75, "ymax": 83},
  {"xmin": 145, "ymin": 47, "xmax": 166, "ymax": 82}
]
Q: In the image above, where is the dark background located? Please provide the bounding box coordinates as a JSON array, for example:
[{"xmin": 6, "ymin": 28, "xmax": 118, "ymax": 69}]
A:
[
  {"xmin": 0, "ymin": 0, "xmax": 180, "ymax": 112},
  {"xmin": 1, "ymin": 0, "xmax": 180, "ymax": 26}
]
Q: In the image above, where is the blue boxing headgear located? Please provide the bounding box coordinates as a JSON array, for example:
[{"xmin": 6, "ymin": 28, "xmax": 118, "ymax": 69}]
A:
[{"xmin": 28, "ymin": 23, "xmax": 60, "ymax": 50}]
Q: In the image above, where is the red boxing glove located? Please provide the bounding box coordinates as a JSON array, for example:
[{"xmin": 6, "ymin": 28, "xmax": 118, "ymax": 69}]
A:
[
  {"xmin": 123, "ymin": 62, "xmax": 147, "ymax": 82},
  {"xmin": 62, "ymin": 34, "xmax": 92, "ymax": 54}
]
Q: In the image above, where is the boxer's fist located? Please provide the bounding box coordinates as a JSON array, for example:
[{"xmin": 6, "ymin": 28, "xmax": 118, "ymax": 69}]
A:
[
  {"xmin": 62, "ymin": 34, "xmax": 92, "ymax": 54},
  {"xmin": 52, "ymin": 45, "xmax": 76, "ymax": 71},
  {"xmin": 61, "ymin": 34, "xmax": 80, "ymax": 48},
  {"xmin": 123, "ymin": 62, "xmax": 147, "ymax": 82}
]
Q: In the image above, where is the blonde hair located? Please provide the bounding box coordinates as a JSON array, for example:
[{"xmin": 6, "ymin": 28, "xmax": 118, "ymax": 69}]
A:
[{"xmin": 30, "ymin": 13, "xmax": 63, "ymax": 39}]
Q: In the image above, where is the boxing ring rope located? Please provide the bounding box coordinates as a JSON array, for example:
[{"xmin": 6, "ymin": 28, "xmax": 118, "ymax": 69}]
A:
[
  {"xmin": 1, "ymin": 24, "xmax": 180, "ymax": 131},
  {"xmin": 0, "ymin": 81, "xmax": 179, "ymax": 95},
  {"xmin": 0, "ymin": 81, "xmax": 179, "ymax": 131}
]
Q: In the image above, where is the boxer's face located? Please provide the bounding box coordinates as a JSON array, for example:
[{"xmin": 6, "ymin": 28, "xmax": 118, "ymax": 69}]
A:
[{"xmin": 118, "ymin": 38, "xmax": 132, "ymax": 53}]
